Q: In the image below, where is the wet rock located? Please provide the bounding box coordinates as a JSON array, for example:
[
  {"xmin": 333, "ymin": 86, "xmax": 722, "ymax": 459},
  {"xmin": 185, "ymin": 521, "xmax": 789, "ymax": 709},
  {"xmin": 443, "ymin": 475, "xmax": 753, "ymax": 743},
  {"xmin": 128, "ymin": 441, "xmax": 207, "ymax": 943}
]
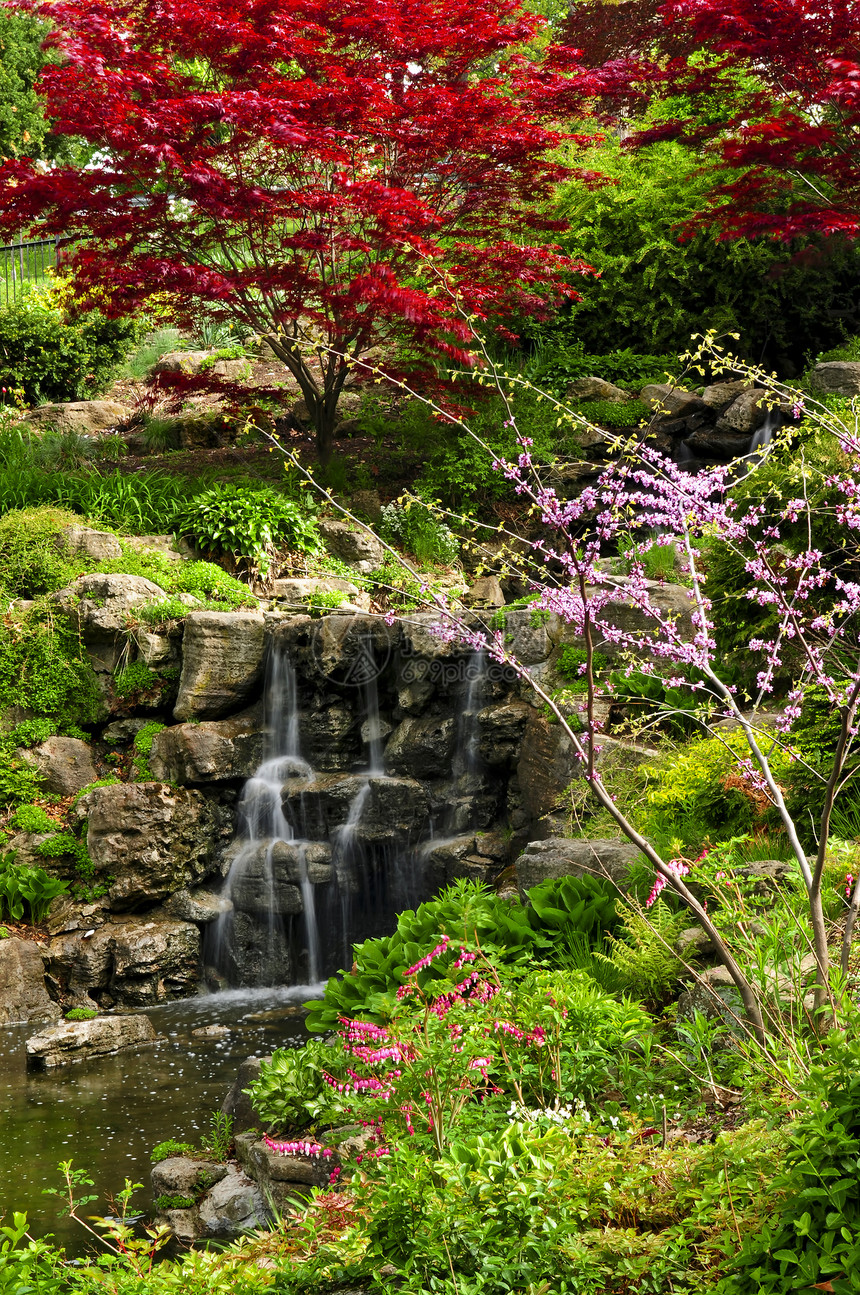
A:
[
  {"xmin": 26, "ymin": 1012, "xmax": 157, "ymax": 1068},
  {"xmin": 19, "ymin": 736, "xmax": 99, "ymax": 797},
  {"xmin": 716, "ymin": 388, "xmax": 769, "ymax": 434},
  {"xmin": 46, "ymin": 915, "xmax": 201, "ymax": 1006},
  {"xmin": 464, "ymin": 575, "xmax": 505, "ymax": 608},
  {"xmin": 566, "ymin": 376, "xmax": 631, "ymax": 402},
  {"xmin": 284, "ymin": 774, "xmax": 429, "ymax": 844},
  {"xmin": 224, "ymin": 911, "xmax": 290, "ymax": 988},
  {"xmin": 385, "ymin": 714, "xmax": 456, "ymax": 778},
  {"xmin": 150, "ymin": 708, "xmax": 264, "ymax": 784},
  {"xmin": 222, "ymin": 1055, "xmax": 271, "ymax": 1134},
  {"xmin": 683, "ymin": 426, "xmax": 754, "ymax": 460},
  {"xmin": 175, "ymin": 611, "xmax": 266, "ymax": 721},
  {"xmin": 0, "ymin": 938, "xmax": 60, "ymax": 1026},
  {"xmin": 423, "ymin": 835, "xmax": 492, "ymax": 887},
  {"xmin": 477, "ymin": 700, "xmax": 531, "ymax": 765},
  {"xmin": 318, "ymin": 519, "xmax": 385, "ymax": 572},
  {"xmin": 300, "ymin": 703, "xmax": 361, "ymax": 770},
  {"xmin": 515, "ymin": 837, "xmax": 640, "ymax": 892},
  {"xmin": 515, "ymin": 711, "xmax": 581, "ymax": 822},
  {"xmin": 163, "ymin": 887, "xmax": 233, "ymax": 924},
  {"xmin": 812, "ymin": 360, "xmax": 860, "ymax": 395},
  {"xmin": 151, "ymin": 1157, "xmax": 227, "ymax": 1198},
  {"xmin": 59, "ymin": 525, "xmax": 122, "ymax": 563},
  {"xmin": 76, "ymin": 782, "xmax": 230, "ymax": 909},
  {"xmin": 24, "ymin": 400, "xmax": 131, "ymax": 434},
  {"xmin": 196, "ymin": 1164, "xmax": 268, "ymax": 1236}
]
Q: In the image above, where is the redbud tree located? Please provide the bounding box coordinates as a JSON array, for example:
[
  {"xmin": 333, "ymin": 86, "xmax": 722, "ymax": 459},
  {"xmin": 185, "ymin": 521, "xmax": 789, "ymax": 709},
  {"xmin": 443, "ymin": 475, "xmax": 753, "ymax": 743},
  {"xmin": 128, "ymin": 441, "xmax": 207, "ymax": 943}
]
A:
[
  {"xmin": 292, "ymin": 333, "xmax": 860, "ymax": 1048},
  {"xmin": 0, "ymin": 0, "xmax": 598, "ymax": 462}
]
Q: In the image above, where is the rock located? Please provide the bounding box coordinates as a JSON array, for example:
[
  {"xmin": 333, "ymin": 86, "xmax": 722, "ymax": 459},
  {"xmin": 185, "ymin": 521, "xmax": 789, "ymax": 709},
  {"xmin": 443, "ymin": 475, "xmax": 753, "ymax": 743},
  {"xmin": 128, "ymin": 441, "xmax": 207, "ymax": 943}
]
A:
[
  {"xmin": 423, "ymin": 835, "xmax": 491, "ymax": 888},
  {"xmin": 385, "ymin": 714, "xmax": 456, "ymax": 778},
  {"xmin": 515, "ymin": 837, "xmax": 640, "ymax": 892},
  {"xmin": 59, "ymin": 525, "xmax": 122, "ymax": 563},
  {"xmin": 46, "ymin": 915, "xmax": 202, "ymax": 1006},
  {"xmin": 151, "ymin": 1157, "xmax": 227, "ymax": 1198},
  {"xmin": 22, "ymin": 736, "xmax": 99, "ymax": 797},
  {"xmin": 193, "ymin": 1024, "xmax": 230, "ymax": 1038},
  {"xmin": 123, "ymin": 534, "xmax": 186, "ymax": 562},
  {"xmin": 0, "ymin": 938, "xmax": 60, "ymax": 1025},
  {"xmin": 318, "ymin": 519, "xmax": 385, "ymax": 572},
  {"xmin": 154, "ymin": 350, "xmax": 249, "ymax": 380},
  {"xmin": 150, "ymin": 708, "xmax": 264, "ymax": 784},
  {"xmin": 683, "ymin": 426, "xmax": 755, "ymax": 460},
  {"xmin": 555, "ymin": 580, "xmax": 692, "ymax": 661},
  {"xmin": 163, "ymin": 887, "xmax": 233, "ymax": 924},
  {"xmin": 103, "ymin": 718, "xmax": 152, "ymax": 746},
  {"xmin": 269, "ymin": 577, "xmax": 363, "ymax": 606},
  {"xmin": 52, "ymin": 573, "xmax": 168, "ymax": 673},
  {"xmin": 26, "ymin": 1012, "xmax": 157, "ymax": 1068},
  {"xmin": 76, "ymin": 782, "xmax": 230, "ymax": 909},
  {"xmin": 237, "ymin": 1139, "xmax": 330, "ymax": 1211},
  {"xmin": 196, "ymin": 1164, "xmax": 268, "ymax": 1236},
  {"xmin": 515, "ymin": 711, "xmax": 581, "ymax": 823},
  {"xmin": 283, "ymin": 774, "xmax": 429, "ymax": 844},
  {"xmin": 24, "ymin": 400, "xmax": 131, "ymax": 434},
  {"xmin": 136, "ymin": 629, "xmax": 180, "ymax": 670},
  {"xmin": 350, "ymin": 489, "xmax": 384, "ymax": 524},
  {"xmin": 502, "ymin": 608, "xmax": 553, "ymax": 666},
  {"xmin": 463, "ymin": 576, "xmax": 505, "ymax": 609},
  {"xmin": 812, "ymin": 360, "xmax": 860, "ymax": 395},
  {"xmin": 566, "ymin": 376, "xmax": 630, "ymax": 402},
  {"xmin": 676, "ymin": 965, "xmax": 740, "ymax": 1026},
  {"xmin": 737, "ymin": 858, "xmax": 795, "ymax": 897},
  {"xmin": 477, "ymin": 700, "xmax": 531, "ymax": 766},
  {"xmin": 640, "ymin": 384, "xmax": 706, "ymax": 418},
  {"xmin": 174, "ymin": 611, "xmax": 266, "ymax": 721},
  {"xmin": 158, "ymin": 1206, "xmax": 201, "ymax": 1242},
  {"xmin": 675, "ymin": 926, "xmax": 717, "ymax": 959},
  {"xmin": 716, "ymin": 388, "xmax": 769, "ymax": 434},
  {"xmin": 222, "ymin": 1055, "xmax": 270, "ymax": 1133},
  {"xmin": 701, "ymin": 380, "xmax": 748, "ymax": 409}
]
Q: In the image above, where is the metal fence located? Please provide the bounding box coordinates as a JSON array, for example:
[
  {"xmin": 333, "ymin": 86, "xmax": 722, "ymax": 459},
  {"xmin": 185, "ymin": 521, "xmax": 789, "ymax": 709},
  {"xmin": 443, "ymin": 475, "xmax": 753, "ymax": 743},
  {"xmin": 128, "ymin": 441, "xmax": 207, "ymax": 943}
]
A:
[{"xmin": 0, "ymin": 237, "xmax": 59, "ymax": 306}]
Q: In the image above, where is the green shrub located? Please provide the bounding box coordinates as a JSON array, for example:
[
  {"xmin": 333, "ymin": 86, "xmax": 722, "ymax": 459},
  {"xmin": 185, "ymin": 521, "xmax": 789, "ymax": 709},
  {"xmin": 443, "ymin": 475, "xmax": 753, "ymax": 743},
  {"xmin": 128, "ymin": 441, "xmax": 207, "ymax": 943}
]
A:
[
  {"xmin": 0, "ymin": 505, "xmax": 82, "ymax": 597},
  {"xmin": 9, "ymin": 803, "xmax": 55, "ymax": 833},
  {"xmin": 0, "ymin": 603, "xmax": 101, "ymax": 731},
  {"xmin": 132, "ymin": 721, "xmax": 165, "ymax": 780},
  {"xmin": 154, "ymin": 1194, "xmax": 195, "ymax": 1211},
  {"xmin": 571, "ymin": 397, "xmax": 650, "ymax": 428},
  {"xmin": 0, "ymin": 282, "xmax": 141, "ymax": 404},
  {"xmin": 380, "ymin": 501, "xmax": 459, "ymax": 566},
  {"xmin": 556, "ymin": 645, "xmax": 609, "ymax": 685},
  {"xmin": 175, "ymin": 483, "xmax": 322, "ymax": 574},
  {"xmin": 150, "ymin": 1139, "xmax": 195, "ymax": 1164},
  {"xmin": 64, "ymin": 1007, "xmax": 98, "ymax": 1021},
  {"xmin": 306, "ymin": 589, "xmax": 346, "ymax": 614},
  {"xmin": 527, "ymin": 345, "xmax": 679, "ymax": 395}
]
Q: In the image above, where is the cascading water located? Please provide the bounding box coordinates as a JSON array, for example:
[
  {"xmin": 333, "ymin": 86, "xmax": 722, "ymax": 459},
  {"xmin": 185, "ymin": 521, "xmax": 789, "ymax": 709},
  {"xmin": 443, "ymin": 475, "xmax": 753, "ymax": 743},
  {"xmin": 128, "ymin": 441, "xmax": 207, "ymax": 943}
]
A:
[
  {"xmin": 748, "ymin": 406, "xmax": 780, "ymax": 455},
  {"xmin": 207, "ymin": 648, "xmax": 322, "ymax": 987}
]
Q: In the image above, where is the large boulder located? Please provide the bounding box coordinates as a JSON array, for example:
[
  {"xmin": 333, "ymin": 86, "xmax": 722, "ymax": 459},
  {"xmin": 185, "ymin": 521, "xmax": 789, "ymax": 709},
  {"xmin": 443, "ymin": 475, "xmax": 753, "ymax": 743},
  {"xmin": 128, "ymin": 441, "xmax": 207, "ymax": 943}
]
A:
[
  {"xmin": 515, "ymin": 837, "xmax": 641, "ymax": 892},
  {"xmin": 151, "ymin": 1157, "xmax": 227, "ymax": 1198},
  {"xmin": 812, "ymin": 360, "xmax": 860, "ymax": 395},
  {"xmin": 26, "ymin": 1012, "xmax": 157, "ymax": 1068},
  {"xmin": 46, "ymin": 915, "xmax": 202, "ymax": 1006},
  {"xmin": 318, "ymin": 519, "xmax": 385, "ymax": 572},
  {"xmin": 269, "ymin": 577, "xmax": 364, "ymax": 610},
  {"xmin": 282, "ymin": 774, "xmax": 429, "ymax": 844},
  {"xmin": 76, "ymin": 782, "xmax": 230, "ymax": 909},
  {"xmin": 52, "ymin": 573, "xmax": 169, "ymax": 673},
  {"xmin": 700, "ymin": 379, "xmax": 748, "ymax": 409},
  {"xmin": 24, "ymin": 400, "xmax": 131, "ymax": 434},
  {"xmin": 154, "ymin": 350, "xmax": 248, "ymax": 380},
  {"xmin": 515, "ymin": 711, "xmax": 581, "ymax": 823},
  {"xmin": 553, "ymin": 580, "xmax": 692, "ymax": 662},
  {"xmin": 174, "ymin": 611, "xmax": 266, "ymax": 720},
  {"xmin": 640, "ymin": 384, "xmax": 706, "ymax": 418},
  {"xmin": 222, "ymin": 1056, "xmax": 271, "ymax": 1133},
  {"xmin": 716, "ymin": 388, "xmax": 769, "ymax": 434},
  {"xmin": 59, "ymin": 525, "xmax": 122, "ymax": 563},
  {"xmin": 0, "ymin": 938, "xmax": 60, "ymax": 1026},
  {"xmin": 150, "ymin": 708, "xmax": 264, "ymax": 784},
  {"xmin": 236, "ymin": 1138, "xmax": 330, "ymax": 1212},
  {"xmin": 20, "ymin": 736, "xmax": 99, "ymax": 797},
  {"xmin": 683, "ymin": 425, "xmax": 756, "ymax": 460},
  {"xmin": 566, "ymin": 376, "xmax": 631, "ymax": 402},
  {"xmin": 477, "ymin": 700, "xmax": 532, "ymax": 766}
]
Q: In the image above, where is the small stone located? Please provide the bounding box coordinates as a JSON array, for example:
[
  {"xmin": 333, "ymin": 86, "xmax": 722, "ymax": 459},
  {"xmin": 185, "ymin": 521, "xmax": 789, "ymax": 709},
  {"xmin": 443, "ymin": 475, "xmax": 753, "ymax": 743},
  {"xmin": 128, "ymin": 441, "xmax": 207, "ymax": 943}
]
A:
[{"xmin": 675, "ymin": 926, "xmax": 717, "ymax": 959}]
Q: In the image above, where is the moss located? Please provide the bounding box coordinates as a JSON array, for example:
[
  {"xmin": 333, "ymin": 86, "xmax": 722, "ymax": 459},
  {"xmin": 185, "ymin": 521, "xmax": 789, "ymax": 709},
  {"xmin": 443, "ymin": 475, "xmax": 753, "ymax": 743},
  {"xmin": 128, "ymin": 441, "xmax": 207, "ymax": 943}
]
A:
[
  {"xmin": 132, "ymin": 721, "xmax": 166, "ymax": 780},
  {"xmin": 0, "ymin": 506, "xmax": 84, "ymax": 598}
]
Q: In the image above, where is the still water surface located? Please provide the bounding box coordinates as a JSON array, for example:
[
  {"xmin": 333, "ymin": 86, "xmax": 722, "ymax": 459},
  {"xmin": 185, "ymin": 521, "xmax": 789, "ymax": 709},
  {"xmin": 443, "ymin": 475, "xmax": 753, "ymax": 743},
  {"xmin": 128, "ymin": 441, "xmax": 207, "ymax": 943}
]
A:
[{"xmin": 0, "ymin": 987, "xmax": 318, "ymax": 1254}]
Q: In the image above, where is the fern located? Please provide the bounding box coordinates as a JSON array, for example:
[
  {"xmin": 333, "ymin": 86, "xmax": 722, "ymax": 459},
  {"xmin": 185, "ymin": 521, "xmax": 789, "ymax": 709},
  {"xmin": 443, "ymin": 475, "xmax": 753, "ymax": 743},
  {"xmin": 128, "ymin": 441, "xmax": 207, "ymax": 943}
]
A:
[{"xmin": 595, "ymin": 905, "xmax": 689, "ymax": 1001}]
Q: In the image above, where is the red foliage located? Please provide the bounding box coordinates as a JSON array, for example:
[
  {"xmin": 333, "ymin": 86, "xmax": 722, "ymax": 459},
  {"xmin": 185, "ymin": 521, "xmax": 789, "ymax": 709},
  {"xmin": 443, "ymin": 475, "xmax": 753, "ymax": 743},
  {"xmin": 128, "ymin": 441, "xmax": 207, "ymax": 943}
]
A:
[
  {"xmin": 563, "ymin": 0, "xmax": 860, "ymax": 242},
  {"xmin": 0, "ymin": 0, "xmax": 600, "ymax": 457}
]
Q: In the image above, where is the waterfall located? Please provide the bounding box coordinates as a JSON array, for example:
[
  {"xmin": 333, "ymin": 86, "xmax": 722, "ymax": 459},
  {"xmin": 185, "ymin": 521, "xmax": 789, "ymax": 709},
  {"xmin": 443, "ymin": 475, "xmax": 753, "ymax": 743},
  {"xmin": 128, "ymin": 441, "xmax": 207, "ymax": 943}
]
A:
[
  {"xmin": 445, "ymin": 650, "xmax": 489, "ymax": 834},
  {"xmin": 748, "ymin": 406, "xmax": 780, "ymax": 455},
  {"xmin": 206, "ymin": 647, "xmax": 322, "ymax": 988}
]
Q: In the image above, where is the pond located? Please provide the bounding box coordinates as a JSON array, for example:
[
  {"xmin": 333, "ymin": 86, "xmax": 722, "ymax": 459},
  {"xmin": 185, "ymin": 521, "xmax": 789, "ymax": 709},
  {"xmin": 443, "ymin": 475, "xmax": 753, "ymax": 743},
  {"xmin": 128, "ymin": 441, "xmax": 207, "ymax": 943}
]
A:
[{"xmin": 0, "ymin": 986, "xmax": 318, "ymax": 1255}]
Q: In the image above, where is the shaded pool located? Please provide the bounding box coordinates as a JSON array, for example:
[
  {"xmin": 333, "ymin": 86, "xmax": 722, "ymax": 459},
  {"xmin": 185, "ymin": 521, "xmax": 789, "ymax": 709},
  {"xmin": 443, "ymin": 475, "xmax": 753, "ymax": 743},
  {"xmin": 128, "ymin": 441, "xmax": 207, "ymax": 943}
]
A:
[{"xmin": 0, "ymin": 986, "xmax": 318, "ymax": 1254}]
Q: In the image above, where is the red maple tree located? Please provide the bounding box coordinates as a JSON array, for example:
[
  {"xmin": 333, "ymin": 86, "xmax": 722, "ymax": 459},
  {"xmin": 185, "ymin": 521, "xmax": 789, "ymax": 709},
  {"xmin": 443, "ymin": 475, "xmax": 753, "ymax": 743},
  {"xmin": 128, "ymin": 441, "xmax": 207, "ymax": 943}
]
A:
[
  {"xmin": 562, "ymin": 0, "xmax": 860, "ymax": 242},
  {"xmin": 1, "ymin": 0, "xmax": 596, "ymax": 459}
]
